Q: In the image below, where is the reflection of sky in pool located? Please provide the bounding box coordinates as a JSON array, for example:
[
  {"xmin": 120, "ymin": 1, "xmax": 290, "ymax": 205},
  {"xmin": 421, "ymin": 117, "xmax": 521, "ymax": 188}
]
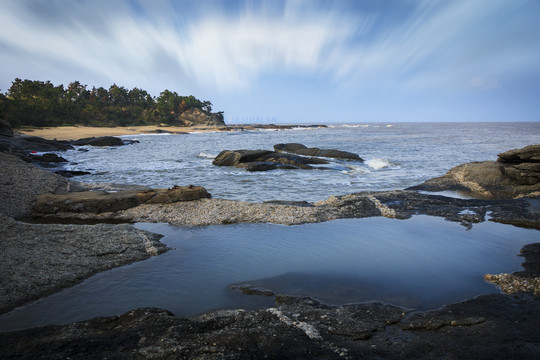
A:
[{"xmin": 1, "ymin": 216, "xmax": 538, "ymax": 332}]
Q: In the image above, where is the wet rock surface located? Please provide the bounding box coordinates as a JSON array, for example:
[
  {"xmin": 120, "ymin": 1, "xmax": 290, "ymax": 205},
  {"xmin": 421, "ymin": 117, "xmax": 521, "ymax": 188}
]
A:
[
  {"xmin": 213, "ymin": 148, "xmax": 330, "ymax": 171},
  {"xmin": 1, "ymin": 293, "xmax": 538, "ymax": 359},
  {"xmin": 274, "ymin": 143, "xmax": 363, "ymax": 161},
  {"xmin": 484, "ymin": 243, "xmax": 540, "ymax": 296},
  {"xmin": 212, "ymin": 143, "xmax": 362, "ymax": 172},
  {"xmin": 32, "ymin": 189, "xmax": 540, "ymax": 230},
  {"xmin": 0, "ymin": 216, "xmax": 166, "ymax": 315},
  {"xmin": 410, "ymin": 144, "xmax": 540, "ymax": 199}
]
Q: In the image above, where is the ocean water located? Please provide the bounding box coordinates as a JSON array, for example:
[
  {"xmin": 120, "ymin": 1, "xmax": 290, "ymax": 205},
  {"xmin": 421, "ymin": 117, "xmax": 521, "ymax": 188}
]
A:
[
  {"xmin": 2, "ymin": 122, "xmax": 539, "ymax": 332},
  {"xmin": 56, "ymin": 122, "xmax": 540, "ymax": 202}
]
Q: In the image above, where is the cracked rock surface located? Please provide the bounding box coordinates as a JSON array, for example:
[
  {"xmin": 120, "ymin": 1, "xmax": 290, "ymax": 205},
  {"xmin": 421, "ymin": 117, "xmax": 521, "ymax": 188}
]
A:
[
  {"xmin": 0, "ymin": 216, "xmax": 166, "ymax": 314},
  {"xmin": 1, "ymin": 293, "xmax": 538, "ymax": 359}
]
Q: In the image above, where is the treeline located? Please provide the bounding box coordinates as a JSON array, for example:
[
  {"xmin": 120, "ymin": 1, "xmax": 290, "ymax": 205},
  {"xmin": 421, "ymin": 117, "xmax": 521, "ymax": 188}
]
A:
[{"xmin": 0, "ymin": 78, "xmax": 222, "ymax": 128}]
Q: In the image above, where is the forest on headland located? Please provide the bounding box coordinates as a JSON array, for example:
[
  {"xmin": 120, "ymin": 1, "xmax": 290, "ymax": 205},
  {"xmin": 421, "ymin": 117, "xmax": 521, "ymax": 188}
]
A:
[{"xmin": 0, "ymin": 78, "xmax": 223, "ymax": 128}]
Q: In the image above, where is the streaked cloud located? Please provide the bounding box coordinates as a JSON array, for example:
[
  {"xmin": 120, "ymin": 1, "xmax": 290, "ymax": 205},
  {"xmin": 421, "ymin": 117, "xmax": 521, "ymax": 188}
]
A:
[{"xmin": 1, "ymin": 0, "xmax": 539, "ymax": 122}]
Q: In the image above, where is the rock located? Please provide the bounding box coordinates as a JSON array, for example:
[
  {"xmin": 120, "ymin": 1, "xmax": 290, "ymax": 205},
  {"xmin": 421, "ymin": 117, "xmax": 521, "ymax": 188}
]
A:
[
  {"xmin": 177, "ymin": 107, "xmax": 225, "ymax": 127},
  {"xmin": 212, "ymin": 150, "xmax": 275, "ymax": 166},
  {"xmin": 30, "ymin": 153, "xmax": 67, "ymax": 163},
  {"xmin": 0, "ymin": 119, "xmax": 13, "ymax": 137},
  {"xmin": 33, "ymin": 185, "xmax": 212, "ymax": 214},
  {"xmin": 1, "ymin": 293, "xmax": 538, "ymax": 359},
  {"xmin": 409, "ymin": 144, "xmax": 540, "ymax": 199},
  {"xmin": 498, "ymin": 144, "xmax": 540, "ymax": 164},
  {"xmin": 0, "ymin": 216, "xmax": 167, "ymax": 314},
  {"xmin": 212, "ymin": 149, "xmax": 329, "ymax": 171},
  {"xmin": 0, "ymin": 152, "xmax": 81, "ymax": 218},
  {"xmin": 0, "ymin": 134, "xmax": 73, "ymax": 154},
  {"xmin": 240, "ymin": 162, "xmax": 279, "ymax": 171},
  {"xmin": 54, "ymin": 170, "xmax": 92, "ymax": 177},
  {"xmin": 274, "ymin": 143, "xmax": 363, "ymax": 161},
  {"xmin": 70, "ymin": 136, "xmax": 128, "ymax": 146},
  {"xmin": 484, "ymin": 243, "xmax": 540, "ymax": 297}
]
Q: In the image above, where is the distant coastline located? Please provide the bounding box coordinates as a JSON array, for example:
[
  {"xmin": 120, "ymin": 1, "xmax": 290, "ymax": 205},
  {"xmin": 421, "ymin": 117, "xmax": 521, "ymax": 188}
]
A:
[{"xmin": 18, "ymin": 124, "xmax": 328, "ymax": 141}]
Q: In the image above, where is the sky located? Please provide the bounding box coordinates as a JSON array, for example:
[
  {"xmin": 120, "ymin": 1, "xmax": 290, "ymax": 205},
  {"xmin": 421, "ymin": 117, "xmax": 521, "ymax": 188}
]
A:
[{"xmin": 1, "ymin": 0, "xmax": 539, "ymax": 124}]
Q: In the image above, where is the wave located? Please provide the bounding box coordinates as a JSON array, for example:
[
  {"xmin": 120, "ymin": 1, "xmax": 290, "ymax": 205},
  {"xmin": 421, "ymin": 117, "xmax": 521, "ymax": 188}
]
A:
[
  {"xmin": 197, "ymin": 152, "xmax": 217, "ymax": 159},
  {"xmin": 365, "ymin": 158, "xmax": 393, "ymax": 170},
  {"xmin": 341, "ymin": 165, "xmax": 371, "ymax": 175}
]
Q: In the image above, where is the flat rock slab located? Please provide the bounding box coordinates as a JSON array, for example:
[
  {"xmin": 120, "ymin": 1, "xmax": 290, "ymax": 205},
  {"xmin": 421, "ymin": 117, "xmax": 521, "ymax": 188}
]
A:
[
  {"xmin": 1, "ymin": 293, "xmax": 538, "ymax": 359},
  {"xmin": 33, "ymin": 185, "xmax": 211, "ymax": 214},
  {"xmin": 0, "ymin": 216, "xmax": 167, "ymax": 314}
]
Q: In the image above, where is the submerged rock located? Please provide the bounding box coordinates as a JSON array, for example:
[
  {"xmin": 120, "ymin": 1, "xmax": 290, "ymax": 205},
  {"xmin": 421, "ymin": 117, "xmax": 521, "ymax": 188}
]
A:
[{"xmin": 409, "ymin": 144, "xmax": 540, "ymax": 199}]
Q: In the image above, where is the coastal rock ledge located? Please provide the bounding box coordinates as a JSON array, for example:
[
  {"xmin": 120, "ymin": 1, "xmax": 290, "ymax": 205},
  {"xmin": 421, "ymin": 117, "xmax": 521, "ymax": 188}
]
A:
[
  {"xmin": 33, "ymin": 185, "xmax": 211, "ymax": 214},
  {"xmin": 409, "ymin": 144, "xmax": 540, "ymax": 199}
]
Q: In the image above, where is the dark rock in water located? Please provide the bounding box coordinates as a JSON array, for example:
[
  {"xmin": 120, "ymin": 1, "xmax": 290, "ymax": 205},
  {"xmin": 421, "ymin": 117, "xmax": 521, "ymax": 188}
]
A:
[
  {"xmin": 409, "ymin": 144, "xmax": 540, "ymax": 199},
  {"xmin": 0, "ymin": 134, "xmax": 73, "ymax": 153},
  {"xmin": 213, "ymin": 149, "xmax": 329, "ymax": 171},
  {"xmin": 55, "ymin": 170, "xmax": 92, "ymax": 177},
  {"xmin": 2, "ymin": 293, "xmax": 538, "ymax": 359},
  {"xmin": 240, "ymin": 162, "xmax": 279, "ymax": 172},
  {"xmin": 274, "ymin": 143, "xmax": 363, "ymax": 161},
  {"xmin": 33, "ymin": 185, "xmax": 211, "ymax": 214},
  {"xmin": 70, "ymin": 136, "xmax": 138, "ymax": 147},
  {"xmin": 31, "ymin": 153, "xmax": 67, "ymax": 163},
  {"xmin": 0, "ymin": 119, "xmax": 14, "ymax": 137},
  {"xmin": 212, "ymin": 150, "xmax": 275, "ymax": 166}
]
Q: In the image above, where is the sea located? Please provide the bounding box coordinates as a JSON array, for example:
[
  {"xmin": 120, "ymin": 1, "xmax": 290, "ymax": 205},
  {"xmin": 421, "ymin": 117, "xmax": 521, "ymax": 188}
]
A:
[
  {"xmin": 53, "ymin": 122, "xmax": 540, "ymax": 202},
  {"xmin": 1, "ymin": 122, "xmax": 540, "ymax": 332}
]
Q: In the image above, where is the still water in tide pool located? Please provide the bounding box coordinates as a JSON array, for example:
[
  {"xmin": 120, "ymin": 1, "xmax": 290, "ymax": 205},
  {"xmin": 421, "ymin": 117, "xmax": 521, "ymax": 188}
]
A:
[{"xmin": 1, "ymin": 216, "xmax": 537, "ymax": 332}]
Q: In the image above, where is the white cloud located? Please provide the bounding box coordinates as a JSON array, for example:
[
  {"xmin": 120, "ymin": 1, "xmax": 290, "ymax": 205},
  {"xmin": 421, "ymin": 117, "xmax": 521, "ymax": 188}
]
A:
[{"xmin": 0, "ymin": 0, "xmax": 539, "ymax": 94}]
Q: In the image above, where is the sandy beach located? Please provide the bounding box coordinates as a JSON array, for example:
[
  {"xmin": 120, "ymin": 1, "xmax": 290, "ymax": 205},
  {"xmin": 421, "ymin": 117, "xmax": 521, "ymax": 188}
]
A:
[{"xmin": 18, "ymin": 125, "xmax": 220, "ymax": 141}]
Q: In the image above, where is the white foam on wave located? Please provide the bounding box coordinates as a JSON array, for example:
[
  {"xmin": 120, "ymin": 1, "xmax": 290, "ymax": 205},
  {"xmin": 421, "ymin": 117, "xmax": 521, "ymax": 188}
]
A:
[
  {"xmin": 341, "ymin": 165, "xmax": 371, "ymax": 175},
  {"xmin": 365, "ymin": 158, "xmax": 393, "ymax": 170},
  {"xmin": 197, "ymin": 152, "xmax": 217, "ymax": 159}
]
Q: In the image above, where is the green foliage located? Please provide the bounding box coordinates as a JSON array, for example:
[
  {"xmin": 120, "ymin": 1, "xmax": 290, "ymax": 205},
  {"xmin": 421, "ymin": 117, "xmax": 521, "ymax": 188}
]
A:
[{"xmin": 1, "ymin": 78, "xmax": 216, "ymax": 128}]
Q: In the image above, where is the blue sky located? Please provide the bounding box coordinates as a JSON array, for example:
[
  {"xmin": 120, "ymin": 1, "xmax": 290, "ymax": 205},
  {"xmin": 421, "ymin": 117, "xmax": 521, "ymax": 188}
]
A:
[{"xmin": 1, "ymin": 0, "xmax": 539, "ymax": 123}]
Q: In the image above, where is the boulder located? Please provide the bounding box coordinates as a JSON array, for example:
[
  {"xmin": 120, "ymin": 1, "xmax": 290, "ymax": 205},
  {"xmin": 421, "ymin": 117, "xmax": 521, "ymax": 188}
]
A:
[
  {"xmin": 31, "ymin": 153, "xmax": 67, "ymax": 163},
  {"xmin": 0, "ymin": 135, "xmax": 73, "ymax": 154},
  {"xmin": 498, "ymin": 144, "xmax": 540, "ymax": 164},
  {"xmin": 212, "ymin": 150, "xmax": 275, "ymax": 167},
  {"xmin": 259, "ymin": 152, "xmax": 328, "ymax": 169},
  {"xmin": 33, "ymin": 185, "xmax": 211, "ymax": 214},
  {"xmin": 409, "ymin": 145, "xmax": 540, "ymax": 199},
  {"xmin": 274, "ymin": 143, "xmax": 363, "ymax": 161},
  {"xmin": 212, "ymin": 149, "xmax": 329, "ymax": 171},
  {"xmin": 71, "ymin": 136, "xmax": 126, "ymax": 147}
]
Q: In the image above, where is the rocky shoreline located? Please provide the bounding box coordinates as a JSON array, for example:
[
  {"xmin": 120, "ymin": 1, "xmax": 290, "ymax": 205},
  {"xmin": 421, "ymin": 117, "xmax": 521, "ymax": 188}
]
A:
[{"xmin": 1, "ymin": 124, "xmax": 539, "ymax": 359}]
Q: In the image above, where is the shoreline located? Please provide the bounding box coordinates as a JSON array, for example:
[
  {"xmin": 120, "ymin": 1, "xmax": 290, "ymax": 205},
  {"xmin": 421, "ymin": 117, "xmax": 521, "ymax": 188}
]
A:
[
  {"xmin": 17, "ymin": 125, "xmax": 221, "ymax": 141},
  {"xmin": 17, "ymin": 123, "xmax": 329, "ymax": 141}
]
